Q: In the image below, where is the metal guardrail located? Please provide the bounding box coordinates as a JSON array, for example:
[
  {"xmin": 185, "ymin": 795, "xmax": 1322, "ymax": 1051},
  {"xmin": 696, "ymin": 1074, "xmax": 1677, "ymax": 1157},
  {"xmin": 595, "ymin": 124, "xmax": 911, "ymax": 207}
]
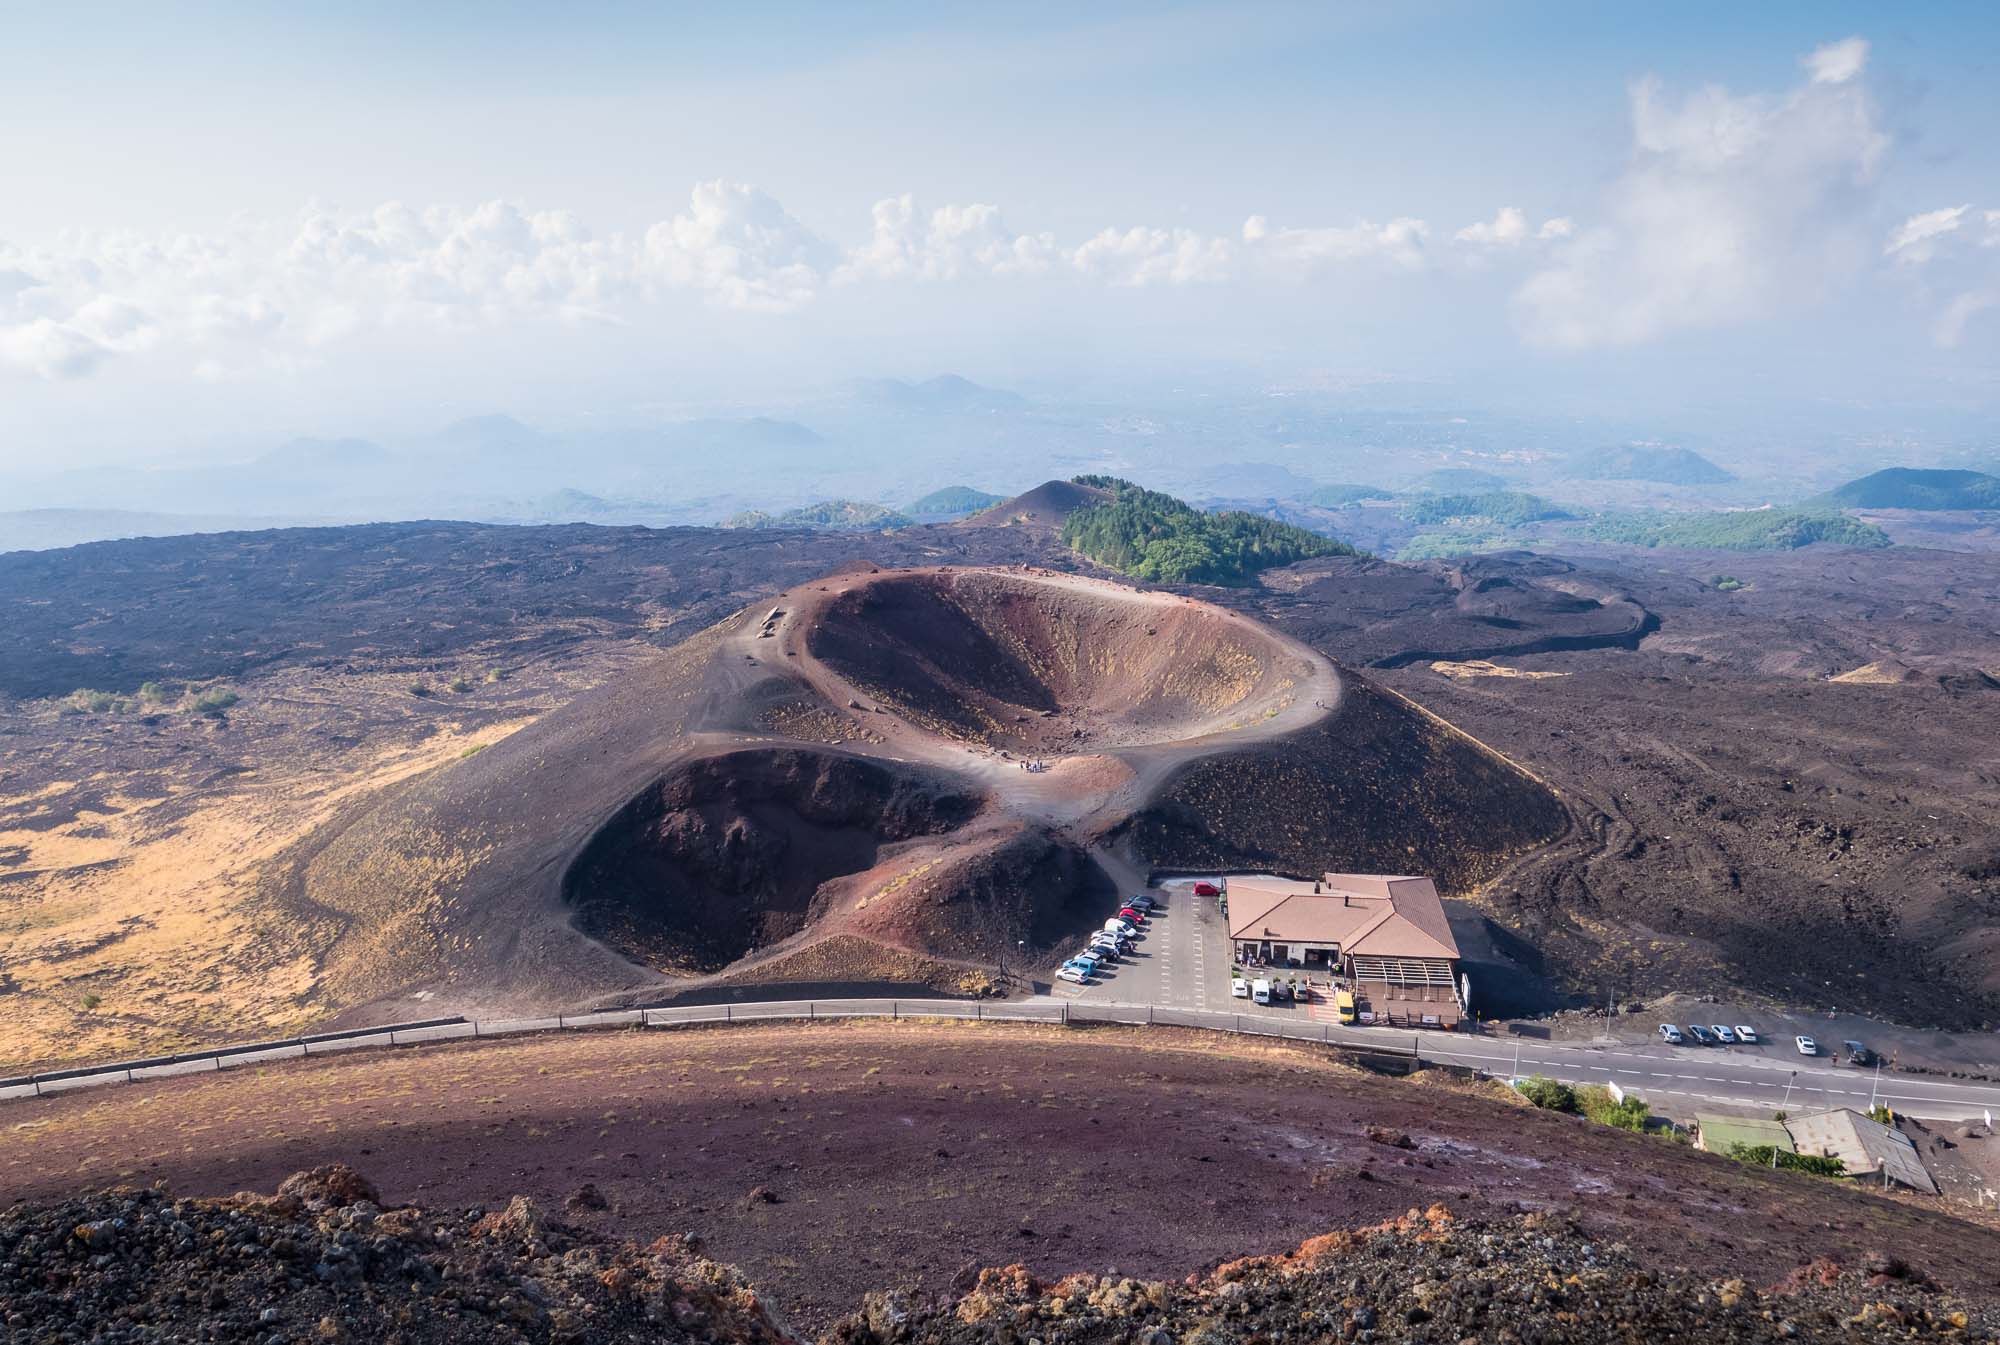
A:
[{"xmin": 0, "ymin": 999, "xmax": 1425, "ymax": 1105}]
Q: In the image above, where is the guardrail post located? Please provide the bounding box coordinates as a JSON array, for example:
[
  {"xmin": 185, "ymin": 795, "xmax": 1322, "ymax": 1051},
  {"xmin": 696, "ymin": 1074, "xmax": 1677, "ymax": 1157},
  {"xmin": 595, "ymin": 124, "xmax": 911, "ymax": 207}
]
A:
[
  {"xmin": 1062, "ymin": 1003, "xmax": 1069, "ymax": 1026},
  {"xmin": 893, "ymin": 1001, "xmax": 899, "ymax": 1021},
  {"xmin": 1147, "ymin": 1006, "xmax": 1153, "ymax": 1025},
  {"xmin": 557, "ymin": 1014, "xmax": 567, "ymax": 1029},
  {"xmin": 473, "ymin": 1020, "xmax": 481, "ymax": 1038},
  {"xmin": 977, "ymin": 1003, "xmax": 983, "ymax": 1020},
  {"xmin": 726, "ymin": 1005, "xmax": 733, "ymax": 1023},
  {"xmin": 1323, "ymin": 1024, "xmax": 1329, "ymax": 1043},
  {"xmin": 809, "ymin": 1002, "xmax": 815, "ymax": 1021}
]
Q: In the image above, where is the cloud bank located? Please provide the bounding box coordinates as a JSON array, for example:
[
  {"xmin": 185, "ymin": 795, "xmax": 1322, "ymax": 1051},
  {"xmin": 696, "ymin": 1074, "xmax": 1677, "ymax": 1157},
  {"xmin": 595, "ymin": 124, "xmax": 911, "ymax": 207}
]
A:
[
  {"xmin": 1, "ymin": 36, "xmax": 1990, "ymax": 386},
  {"xmin": 1515, "ymin": 36, "xmax": 1887, "ymax": 348}
]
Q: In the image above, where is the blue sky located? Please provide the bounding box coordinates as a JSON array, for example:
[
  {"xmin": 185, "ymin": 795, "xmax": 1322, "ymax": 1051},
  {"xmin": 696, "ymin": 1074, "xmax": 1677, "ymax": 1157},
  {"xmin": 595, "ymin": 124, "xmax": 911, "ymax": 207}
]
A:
[{"xmin": 2, "ymin": 2, "xmax": 1996, "ymax": 461}]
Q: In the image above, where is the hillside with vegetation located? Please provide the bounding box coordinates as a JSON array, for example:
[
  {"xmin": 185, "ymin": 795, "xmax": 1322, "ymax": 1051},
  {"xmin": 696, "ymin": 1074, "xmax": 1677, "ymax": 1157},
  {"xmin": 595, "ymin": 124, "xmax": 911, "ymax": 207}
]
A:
[
  {"xmin": 907, "ymin": 485, "xmax": 1005, "ymax": 517},
  {"xmin": 1815, "ymin": 467, "xmax": 2000, "ymax": 511},
  {"xmin": 1569, "ymin": 444, "xmax": 1734, "ymax": 485},
  {"xmin": 1306, "ymin": 482, "xmax": 1393, "ymax": 507},
  {"xmin": 1061, "ymin": 476, "xmax": 1360, "ymax": 584},
  {"xmin": 1402, "ymin": 491, "xmax": 1574, "ymax": 527},
  {"xmin": 1585, "ymin": 509, "xmax": 1889, "ymax": 551},
  {"xmin": 721, "ymin": 500, "xmax": 910, "ymax": 531}
]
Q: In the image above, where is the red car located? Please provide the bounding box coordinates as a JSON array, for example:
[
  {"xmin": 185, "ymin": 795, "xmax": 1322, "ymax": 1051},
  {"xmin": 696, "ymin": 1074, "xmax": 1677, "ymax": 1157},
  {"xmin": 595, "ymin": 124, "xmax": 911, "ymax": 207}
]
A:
[
  {"xmin": 1118, "ymin": 907, "xmax": 1147, "ymax": 924},
  {"xmin": 1192, "ymin": 881, "xmax": 1220, "ymax": 897}
]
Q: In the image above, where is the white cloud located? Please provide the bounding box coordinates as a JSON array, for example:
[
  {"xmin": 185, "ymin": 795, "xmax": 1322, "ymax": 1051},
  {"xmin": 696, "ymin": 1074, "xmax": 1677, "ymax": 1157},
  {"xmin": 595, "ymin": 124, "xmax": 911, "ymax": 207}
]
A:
[
  {"xmin": 1804, "ymin": 36, "xmax": 1869, "ymax": 86},
  {"xmin": 1069, "ymin": 226, "xmax": 1234, "ymax": 286},
  {"xmin": 1884, "ymin": 204, "xmax": 2000, "ymax": 345},
  {"xmin": 837, "ymin": 196, "xmax": 1054, "ymax": 282},
  {"xmin": 1516, "ymin": 45, "xmax": 1888, "ymax": 348},
  {"xmin": 1249, "ymin": 216, "xmax": 1429, "ymax": 270},
  {"xmin": 1455, "ymin": 207, "xmax": 1528, "ymax": 246},
  {"xmin": 1885, "ymin": 206, "xmax": 1969, "ymax": 264},
  {"xmin": 638, "ymin": 181, "xmax": 830, "ymax": 314}
]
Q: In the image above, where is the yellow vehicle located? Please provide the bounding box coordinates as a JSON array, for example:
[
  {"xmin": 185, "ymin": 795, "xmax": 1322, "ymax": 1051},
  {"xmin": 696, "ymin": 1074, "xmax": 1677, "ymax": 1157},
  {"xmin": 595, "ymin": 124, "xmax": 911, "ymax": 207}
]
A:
[{"xmin": 1335, "ymin": 986, "xmax": 1357, "ymax": 1025}]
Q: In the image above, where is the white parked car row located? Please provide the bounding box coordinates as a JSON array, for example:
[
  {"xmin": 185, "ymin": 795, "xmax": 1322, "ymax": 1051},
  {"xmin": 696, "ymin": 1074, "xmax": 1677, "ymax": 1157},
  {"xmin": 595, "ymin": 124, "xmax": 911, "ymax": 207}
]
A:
[
  {"xmin": 1058, "ymin": 893, "xmax": 1158, "ymax": 984},
  {"xmin": 1658, "ymin": 1022, "xmax": 1761, "ymax": 1047}
]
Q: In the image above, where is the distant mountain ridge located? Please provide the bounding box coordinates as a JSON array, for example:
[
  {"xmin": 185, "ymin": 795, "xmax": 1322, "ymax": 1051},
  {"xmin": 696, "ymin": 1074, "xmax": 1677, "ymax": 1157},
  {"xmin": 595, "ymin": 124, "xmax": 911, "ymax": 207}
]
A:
[{"xmin": 1815, "ymin": 467, "xmax": 2000, "ymax": 511}]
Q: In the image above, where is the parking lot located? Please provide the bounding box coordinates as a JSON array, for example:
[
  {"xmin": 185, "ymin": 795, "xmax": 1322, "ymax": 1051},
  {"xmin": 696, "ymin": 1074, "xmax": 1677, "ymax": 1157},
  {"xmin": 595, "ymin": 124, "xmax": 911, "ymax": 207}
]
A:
[{"xmin": 1051, "ymin": 878, "xmax": 1339, "ymax": 1017}]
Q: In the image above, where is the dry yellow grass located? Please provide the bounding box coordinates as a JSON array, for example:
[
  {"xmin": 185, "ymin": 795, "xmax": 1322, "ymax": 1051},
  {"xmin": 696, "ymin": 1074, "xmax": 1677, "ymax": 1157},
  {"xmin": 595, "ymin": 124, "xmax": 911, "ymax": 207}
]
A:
[{"xmin": 0, "ymin": 717, "xmax": 534, "ymax": 1070}]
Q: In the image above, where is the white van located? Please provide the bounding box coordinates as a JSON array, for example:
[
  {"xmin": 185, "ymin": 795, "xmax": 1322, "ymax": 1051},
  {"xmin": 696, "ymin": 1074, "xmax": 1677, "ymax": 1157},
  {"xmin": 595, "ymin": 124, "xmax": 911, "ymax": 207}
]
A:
[{"xmin": 1251, "ymin": 978, "xmax": 1273, "ymax": 1005}]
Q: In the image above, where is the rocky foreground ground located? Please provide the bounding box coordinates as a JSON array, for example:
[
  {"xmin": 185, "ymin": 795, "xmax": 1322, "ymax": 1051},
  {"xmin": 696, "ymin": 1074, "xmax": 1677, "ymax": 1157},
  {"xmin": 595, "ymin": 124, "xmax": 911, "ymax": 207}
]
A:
[{"xmin": 4, "ymin": 1167, "xmax": 1993, "ymax": 1345}]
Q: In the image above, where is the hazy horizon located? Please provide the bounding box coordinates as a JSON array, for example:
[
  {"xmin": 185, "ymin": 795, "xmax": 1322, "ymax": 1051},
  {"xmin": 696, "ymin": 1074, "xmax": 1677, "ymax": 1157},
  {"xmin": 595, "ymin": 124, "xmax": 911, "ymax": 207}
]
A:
[{"xmin": 5, "ymin": 3, "xmax": 1999, "ymax": 473}]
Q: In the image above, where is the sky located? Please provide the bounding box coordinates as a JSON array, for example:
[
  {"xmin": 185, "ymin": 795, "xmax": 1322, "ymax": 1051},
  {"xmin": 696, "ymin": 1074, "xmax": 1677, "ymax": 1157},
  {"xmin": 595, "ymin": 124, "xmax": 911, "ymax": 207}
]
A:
[{"xmin": 2, "ymin": 2, "xmax": 1998, "ymax": 466}]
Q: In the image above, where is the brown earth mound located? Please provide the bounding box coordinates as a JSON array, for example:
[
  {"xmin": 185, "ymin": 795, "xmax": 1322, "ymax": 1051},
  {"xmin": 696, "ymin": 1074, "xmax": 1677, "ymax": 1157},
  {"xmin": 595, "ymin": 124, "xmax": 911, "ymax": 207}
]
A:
[{"xmin": 957, "ymin": 478, "xmax": 1112, "ymax": 531}]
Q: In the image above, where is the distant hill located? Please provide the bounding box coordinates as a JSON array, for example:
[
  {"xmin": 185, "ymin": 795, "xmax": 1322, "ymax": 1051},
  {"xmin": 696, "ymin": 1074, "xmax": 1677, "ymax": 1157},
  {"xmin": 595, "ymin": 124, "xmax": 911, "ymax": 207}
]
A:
[
  {"xmin": 1415, "ymin": 468, "xmax": 1511, "ymax": 493},
  {"xmin": 1569, "ymin": 445, "xmax": 1733, "ymax": 485},
  {"xmin": 1401, "ymin": 492, "xmax": 1574, "ymax": 527},
  {"xmin": 1306, "ymin": 482, "xmax": 1395, "ymax": 507},
  {"xmin": 1060, "ymin": 476, "xmax": 1360, "ymax": 584},
  {"xmin": 1586, "ymin": 510, "xmax": 1888, "ymax": 551},
  {"xmin": 960, "ymin": 479, "xmax": 1115, "ymax": 531},
  {"xmin": 1815, "ymin": 467, "xmax": 2000, "ymax": 511},
  {"xmin": 906, "ymin": 485, "xmax": 1005, "ymax": 518},
  {"xmin": 851, "ymin": 374, "xmax": 1026, "ymax": 412},
  {"xmin": 721, "ymin": 500, "xmax": 909, "ymax": 531}
]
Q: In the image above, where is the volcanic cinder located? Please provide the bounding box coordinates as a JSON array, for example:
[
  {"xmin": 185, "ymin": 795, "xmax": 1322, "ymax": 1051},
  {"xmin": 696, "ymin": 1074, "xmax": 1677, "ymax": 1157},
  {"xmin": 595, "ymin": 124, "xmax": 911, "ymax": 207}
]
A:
[{"xmin": 260, "ymin": 565, "xmax": 1564, "ymax": 1023}]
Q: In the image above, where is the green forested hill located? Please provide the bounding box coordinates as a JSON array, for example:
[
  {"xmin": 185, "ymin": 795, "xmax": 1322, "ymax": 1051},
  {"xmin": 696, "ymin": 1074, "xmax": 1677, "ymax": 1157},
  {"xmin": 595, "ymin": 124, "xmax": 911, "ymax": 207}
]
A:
[
  {"xmin": 1061, "ymin": 477, "xmax": 1359, "ymax": 584},
  {"xmin": 1814, "ymin": 468, "xmax": 2000, "ymax": 511}
]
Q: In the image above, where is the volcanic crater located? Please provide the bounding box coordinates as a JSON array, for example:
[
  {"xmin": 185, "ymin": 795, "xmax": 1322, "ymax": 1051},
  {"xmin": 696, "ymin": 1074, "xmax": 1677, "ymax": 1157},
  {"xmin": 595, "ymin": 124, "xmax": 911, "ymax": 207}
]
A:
[{"xmin": 256, "ymin": 565, "xmax": 1566, "ymax": 1022}]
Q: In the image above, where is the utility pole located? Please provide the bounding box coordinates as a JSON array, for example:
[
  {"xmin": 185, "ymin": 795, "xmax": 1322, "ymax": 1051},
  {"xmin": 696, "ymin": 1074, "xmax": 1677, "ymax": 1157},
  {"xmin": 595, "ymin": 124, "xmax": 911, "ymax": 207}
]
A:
[
  {"xmin": 1870, "ymin": 1059, "xmax": 1881, "ymax": 1113},
  {"xmin": 1781, "ymin": 1070, "xmax": 1796, "ymax": 1114}
]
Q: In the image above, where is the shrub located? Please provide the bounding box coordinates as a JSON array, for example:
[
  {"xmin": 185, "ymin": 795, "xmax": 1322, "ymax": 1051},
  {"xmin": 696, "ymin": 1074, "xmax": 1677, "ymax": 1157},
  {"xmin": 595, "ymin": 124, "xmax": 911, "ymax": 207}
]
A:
[
  {"xmin": 449, "ymin": 676, "xmax": 473, "ymax": 694},
  {"xmin": 1515, "ymin": 1074, "xmax": 1578, "ymax": 1113},
  {"xmin": 1726, "ymin": 1143, "xmax": 1845, "ymax": 1177},
  {"xmin": 460, "ymin": 742, "xmax": 487, "ymax": 759},
  {"xmin": 185, "ymin": 688, "xmax": 239, "ymax": 717},
  {"xmin": 484, "ymin": 667, "xmax": 508, "ymax": 683},
  {"xmin": 80, "ymin": 993, "xmax": 101, "ymax": 1011},
  {"xmin": 1579, "ymin": 1084, "xmax": 1651, "ymax": 1131},
  {"xmin": 1711, "ymin": 575, "xmax": 1746, "ymax": 592},
  {"xmin": 409, "ymin": 683, "xmax": 433, "ymax": 697},
  {"xmin": 62, "ymin": 688, "xmax": 124, "ymax": 714},
  {"xmin": 137, "ymin": 680, "xmax": 171, "ymax": 702}
]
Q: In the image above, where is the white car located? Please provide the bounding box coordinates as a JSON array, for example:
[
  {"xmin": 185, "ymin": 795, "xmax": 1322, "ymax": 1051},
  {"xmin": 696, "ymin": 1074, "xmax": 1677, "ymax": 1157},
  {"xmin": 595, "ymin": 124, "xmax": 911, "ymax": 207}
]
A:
[
  {"xmin": 1734, "ymin": 1025, "xmax": 1759, "ymax": 1044},
  {"xmin": 1056, "ymin": 964, "xmax": 1089, "ymax": 985},
  {"xmin": 1231, "ymin": 977, "xmax": 1250, "ymax": 998},
  {"xmin": 1252, "ymin": 979, "xmax": 1273, "ymax": 1005},
  {"xmin": 1104, "ymin": 917, "xmax": 1137, "ymax": 937},
  {"xmin": 1658, "ymin": 1023, "xmax": 1684, "ymax": 1044},
  {"xmin": 1795, "ymin": 1035, "xmax": 1818, "ymax": 1056},
  {"xmin": 1708, "ymin": 1024, "xmax": 1737, "ymax": 1044}
]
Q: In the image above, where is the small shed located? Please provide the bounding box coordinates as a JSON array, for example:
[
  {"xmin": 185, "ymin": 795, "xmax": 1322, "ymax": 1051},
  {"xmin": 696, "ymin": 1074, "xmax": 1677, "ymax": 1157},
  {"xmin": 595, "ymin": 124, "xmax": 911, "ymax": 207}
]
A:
[
  {"xmin": 1694, "ymin": 1114, "xmax": 1794, "ymax": 1155},
  {"xmin": 1782, "ymin": 1109, "xmax": 1938, "ymax": 1194}
]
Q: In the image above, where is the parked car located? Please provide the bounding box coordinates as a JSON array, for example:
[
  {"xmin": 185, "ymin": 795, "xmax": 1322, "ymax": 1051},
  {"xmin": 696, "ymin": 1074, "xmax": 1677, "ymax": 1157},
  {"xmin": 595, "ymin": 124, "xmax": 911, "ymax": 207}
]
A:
[
  {"xmin": 1069, "ymin": 952, "xmax": 1104, "ymax": 975},
  {"xmin": 1795, "ymin": 1035, "xmax": 1818, "ymax": 1056},
  {"xmin": 1056, "ymin": 963, "xmax": 1090, "ymax": 984},
  {"xmin": 1231, "ymin": 977, "xmax": 1250, "ymax": 998},
  {"xmin": 1193, "ymin": 881, "xmax": 1220, "ymax": 897},
  {"xmin": 1252, "ymin": 978, "xmax": 1273, "ymax": 1005},
  {"xmin": 1126, "ymin": 893, "xmax": 1156, "ymax": 911},
  {"xmin": 1708, "ymin": 1024, "xmax": 1737, "ymax": 1044},
  {"xmin": 1272, "ymin": 980, "xmax": 1291, "ymax": 1003},
  {"xmin": 1087, "ymin": 940, "xmax": 1120, "ymax": 962},
  {"xmin": 1658, "ymin": 1023, "xmax": 1685, "ymax": 1044},
  {"xmin": 1734, "ymin": 1025, "xmax": 1760, "ymax": 1044},
  {"xmin": 1686, "ymin": 1024, "xmax": 1716, "ymax": 1045},
  {"xmin": 1843, "ymin": 1040, "xmax": 1876, "ymax": 1066},
  {"xmin": 1117, "ymin": 907, "xmax": 1147, "ymax": 924},
  {"xmin": 1104, "ymin": 917, "xmax": 1137, "ymax": 937}
]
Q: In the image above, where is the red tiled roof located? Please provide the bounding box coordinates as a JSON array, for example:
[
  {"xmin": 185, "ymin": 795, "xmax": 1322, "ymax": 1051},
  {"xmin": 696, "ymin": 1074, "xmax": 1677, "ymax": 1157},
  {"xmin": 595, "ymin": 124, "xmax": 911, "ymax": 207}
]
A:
[{"xmin": 1225, "ymin": 872, "xmax": 1459, "ymax": 961}]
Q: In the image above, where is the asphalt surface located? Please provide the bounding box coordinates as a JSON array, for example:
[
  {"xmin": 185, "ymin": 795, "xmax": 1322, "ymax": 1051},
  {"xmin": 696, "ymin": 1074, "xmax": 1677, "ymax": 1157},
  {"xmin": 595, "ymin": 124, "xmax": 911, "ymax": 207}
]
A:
[{"xmin": 1047, "ymin": 880, "xmax": 2000, "ymax": 1123}]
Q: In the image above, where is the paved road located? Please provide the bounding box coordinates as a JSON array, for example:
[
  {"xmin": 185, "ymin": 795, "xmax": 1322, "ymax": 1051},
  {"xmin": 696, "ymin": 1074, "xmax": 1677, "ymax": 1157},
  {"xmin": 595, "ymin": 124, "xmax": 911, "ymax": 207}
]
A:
[{"xmin": 1045, "ymin": 880, "xmax": 2000, "ymax": 1123}]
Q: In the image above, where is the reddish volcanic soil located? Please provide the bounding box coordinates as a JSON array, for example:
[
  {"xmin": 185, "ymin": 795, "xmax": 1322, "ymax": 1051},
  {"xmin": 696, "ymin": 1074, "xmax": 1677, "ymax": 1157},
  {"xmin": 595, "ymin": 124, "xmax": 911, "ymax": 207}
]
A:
[{"xmin": 6, "ymin": 1021, "xmax": 1999, "ymax": 1331}]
